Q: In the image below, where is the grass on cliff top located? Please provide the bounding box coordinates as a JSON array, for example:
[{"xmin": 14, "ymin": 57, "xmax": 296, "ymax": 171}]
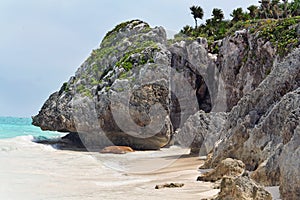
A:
[
  {"xmin": 227, "ymin": 16, "xmax": 300, "ymax": 57},
  {"xmin": 85, "ymin": 20, "xmax": 155, "ymax": 74},
  {"xmin": 103, "ymin": 20, "xmax": 150, "ymax": 41}
]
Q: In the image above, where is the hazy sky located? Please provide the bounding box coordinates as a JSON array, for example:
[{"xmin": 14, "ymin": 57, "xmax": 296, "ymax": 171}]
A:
[{"xmin": 0, "ymin": 0, "xmax": 258, "ymax": 117}]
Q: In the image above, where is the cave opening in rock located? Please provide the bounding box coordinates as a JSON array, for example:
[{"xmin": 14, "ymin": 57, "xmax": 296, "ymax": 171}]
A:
[{"xmin": 170, "ymin": 53, "xmax": 212, "ymax": 131}]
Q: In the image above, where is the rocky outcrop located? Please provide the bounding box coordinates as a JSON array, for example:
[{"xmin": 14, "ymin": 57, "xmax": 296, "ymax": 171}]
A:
[
  {"xmin": 100, "ymin": 146, "xmax": 134, "ymax": 154},
  {"xmin": 217, "ymin": 30, "xmax": 277, "ymax": 111},
  {"xmin": 205, "ymin": 48, "xmax": 300, "ymax": 169},
  {"xmin": 155, "ymin": 183, "xmax": 184, "ymax": 189},
  {"xmin": 168, "ymin": 22, "xmax": 300, "ymax": 197},
  {"xmin": 214, "ymin": 176, "xmax": 272, "ymax": 200},
  {"xmin": 197, "ymin": 158, "xmax": 245, "ymax": 182},
  {"xmin": 199, "ymin": 159, "xmax": 271, "ymax": 200},
  {"xmin": 279, "ymin": 125, "xmax": 300, "ymax": 200},
  {"xmin": 33, "ymin": 18, "xmax": 300, "ymax": 198},
  {"xmin": 175, "ymin": 111, "xmax": 227, "ymax": 155},
  {"xmin": 175, "ymin": 29, "xmax": 293, "ymax": 154},
  {"xmin": 187, "ymin": 47, "xmax": 300, "ymax": 198},
  {"xmin": 35, "ymin": 132, "xmax": 86, "ymax": 151},
  {"xmin": 33, "ymin": 20, "xmax": 214, "ymax": 150},
  {"xmin": 33, "ymin": 20, "xmax": 172, "ymax": 150}
]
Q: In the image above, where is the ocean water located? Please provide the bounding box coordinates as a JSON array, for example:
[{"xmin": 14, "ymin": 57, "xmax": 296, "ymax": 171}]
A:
[{"xmin": 0, "ymin": 116, "xmax": 63, "ymax": 139}]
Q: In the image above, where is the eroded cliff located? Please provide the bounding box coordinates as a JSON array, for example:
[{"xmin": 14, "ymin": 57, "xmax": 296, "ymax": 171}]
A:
[{"xmin": 33, "ymin": 18, "xmax": 300, "ymax": 198}]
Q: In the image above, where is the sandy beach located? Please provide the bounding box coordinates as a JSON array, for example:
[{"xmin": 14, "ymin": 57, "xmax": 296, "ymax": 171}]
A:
[{"xmin": 0, "ymin": 137, "xmax": 218, "ymax": 200}]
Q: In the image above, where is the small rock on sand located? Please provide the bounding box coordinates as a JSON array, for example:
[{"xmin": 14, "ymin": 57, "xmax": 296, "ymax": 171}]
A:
[
  {"xmin": 155, "ymin": 183, "xmax": 184, "ymax": 189},
  {"xmin": 100, "ymin": 146, "xmax": 135, "ymax": 154}
]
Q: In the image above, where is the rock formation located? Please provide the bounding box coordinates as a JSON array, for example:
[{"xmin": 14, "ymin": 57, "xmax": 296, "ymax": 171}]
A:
[
  {"xmin": 197, "ymin": 158, "xmax": 245, "ymax": 182},
  {"xmin": 199, "ymin": 158, "xmax": 272, "ymax": 200},
  {"xmin": 32, "ymin": 20, "xmax": 217, "ymax": 150},
  {"xmin": 175, "ymin": 111, "xmax": 227, "ymax": 155},
  {"xmin": 155, "ymin": 183, "xmax": 184, "ymax": 189},
  {"xmin": 279, "ymin": 125, "xmax": 300, "ymax": 200},
  {"xmin": 200, "ymin": 49, "xmax": 300, "ymax": 174},
  {"xmin": 178, "ymin": 33, "xmax": 300, "ymax": 199},
  {"xmin": 213, "ymin": 176, "xmax": 272, "ymax": 200},
  {"xmin": 33, "ymin": 20, "xmax": 174, "ymax": 150},
  {"xmin": 100, "ymin": 146, "xmax": 134, "ymax": 154},
  {"xmin": 33, "ymin": 18, "xmax": 300, "ymax": 198}
]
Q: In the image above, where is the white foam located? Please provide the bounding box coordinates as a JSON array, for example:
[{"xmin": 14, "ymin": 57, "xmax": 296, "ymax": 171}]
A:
[{"xmin": 0, "ymin": 135, "xmax": 57, "ymax": 153}]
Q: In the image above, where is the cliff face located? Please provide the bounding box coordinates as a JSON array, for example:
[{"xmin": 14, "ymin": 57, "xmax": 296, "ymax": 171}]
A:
[
  {"xmin": 176, "ymin": 25, "xmax": 300, "ymax": 199},
  {"xmin": 33, "ymin": 20, "xmax": 213, "ymax": 150},
  {"xmin": 33, "ymin": 19, "xmax": 300, "ymax": 198}
]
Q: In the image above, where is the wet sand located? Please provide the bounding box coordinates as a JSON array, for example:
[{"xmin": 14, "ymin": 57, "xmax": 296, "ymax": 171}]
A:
[{"xmin": 0, "ymin": 138, "xmax": 218, "ymax": 200}]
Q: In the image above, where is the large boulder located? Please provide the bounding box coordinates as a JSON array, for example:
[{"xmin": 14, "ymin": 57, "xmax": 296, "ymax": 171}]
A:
[
  {"xmin": 32, "ymin": 20, "xmax": 214, "ymax": 150},
  {"xmin": 100, "ymin": 146, "xmax": 134, "ymax": 154},
  {"xmin": 214, "ymin": 176, "xmax": 272, "ymax": 200},
  {"xmin": 33, "ymin": 20, "xmax": 173, "ymax": 150},
  {"xmin": 197, "ymin": 158, "xmax": 245, "ymax": 182},
  {"xmin": 198, "ymin": 158, "xmax": 271, "ymax": 200},
  {"xmin": 175, "ymin": 111, "xmax": 227, "ymax": 155}
]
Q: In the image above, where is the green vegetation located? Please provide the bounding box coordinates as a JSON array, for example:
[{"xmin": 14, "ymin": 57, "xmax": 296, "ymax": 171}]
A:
[
  {"xmin": 116, "ymin": 42, "xmax": 158, "ymax": 71},
  {"xmin": 190, "ymin": 6, "xmax": 204, "ymax": 28},
  {"xmin": 87, "ymin": 26, "xmax": 158, "ymax": 74},
  {"xmin": 91, "ymin": 77, "xmax": 102, "ymax": 85},
  {"xmin": 119, "ymin": 71, "xmax": 131, "ymax": 79},
  {"xmin": 62, "ymin": 82, "xmax": 69, "ymax": 93},
  {"xmin": 103, "ymin": 20, "xmax": 150, "ymax": 41},
  {"xmin": 226, "ymin": 16, "xmax": 300, "ymax": 56},
  {"xmin": 76, "ymin": 84, "xmax": 93, "ymax": 98},
  {"xmin": 105, "ymin": 86, "xmax": 111, "ymax": 92},
  {"xmin": 179, "ymin": 0, "xmax": 300, "ymax": 55},
  {"xmin": 258, "ymin": 17, "xmax": 300, "ymax": 56}
]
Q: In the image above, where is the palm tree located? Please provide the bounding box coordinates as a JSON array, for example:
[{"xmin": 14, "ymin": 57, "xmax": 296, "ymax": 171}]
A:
[
  {"xmin": 247, "ymin": 5, "xmax": 259, "ymax": 19},
  {"xmin": 190, "ymin": 5, "xmax": 204, "ymax": 28},
  {"xmin": 212, "ymin": 8, "xmax": 224, "ymax": 22},
  {"xmin": 282, "ymin": 0, "xmax": 288, "ymax": 18},
  {"xmin": 231, "ymin": 8, "xmax": 244, "ymax": 22},
  {"xmin": 271, "ymin": 0, "xmax": 280, "ymax": 19},
  {"xmin": 181, "ymin": 25, "xmax": 193, "ymax": 36},
  {"xmin": 291, "ymin": 0, "xmax": 300, "ymax": 16},
  {"xmin": 259, "ymin": 0, "xmax": 271, "ymax": 18}
]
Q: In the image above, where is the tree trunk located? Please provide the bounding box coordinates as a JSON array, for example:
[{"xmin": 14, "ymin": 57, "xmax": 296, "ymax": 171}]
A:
[{"xmin": 283, "ymin": 0, "xmax": 288, "ymax": 18}]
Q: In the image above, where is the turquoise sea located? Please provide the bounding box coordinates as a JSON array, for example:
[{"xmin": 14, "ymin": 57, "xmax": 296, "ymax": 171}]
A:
[{"xmin": 0, "ymin": 116, "xmax": 63, "ymax": 139}]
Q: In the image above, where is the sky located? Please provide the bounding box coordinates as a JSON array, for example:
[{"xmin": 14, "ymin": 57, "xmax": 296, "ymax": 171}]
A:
[{"xmin": 0, "ymin": 0, "xmax": 259, "ymax": 117}]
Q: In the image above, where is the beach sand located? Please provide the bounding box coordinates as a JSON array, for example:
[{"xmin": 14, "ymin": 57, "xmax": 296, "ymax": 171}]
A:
[{"xmin": 0, "ymin": 137, "xmax": 218, "ymax": 200}]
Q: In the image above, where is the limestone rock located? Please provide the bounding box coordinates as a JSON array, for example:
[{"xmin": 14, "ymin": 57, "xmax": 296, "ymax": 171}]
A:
[
  {"xmin": 182, "ymin": 46, "xmax": 299, "ymax": 194},
  {"xmin": 204, "ymin": 49, "xmax": 300, "ymax": 180},
  {"xmin": 155, "ymin": 183, "xmax": 184, "ymax": 189},
  {"xmin": 214, "ymin": 176, "xmax": 272, "ymax": 200},
  {"xmin": 279, "ymin": 125, "xmax": 300, "ymax": 200},
  {"xmin": 35, "ymin": 132, "xmax": 86, "ymax": 151},
  {"xmin": 217, "ymin": 29, "xmax": 276, "ymax": 111},
  {"xmin": 33, "ymin": 20, "xmax": 174, "ymax": 150},
  {"xmin": 32, "ymin": 20, "xmax": 218, "ymax": 150},
  {"xmin": 197, "ymin": 158, "xmax": 245, "ymax": 182},
  {"xmin": 100, "ymin": 146, "xmax": 134, "ymax": 154},
  {"xmin": 175, "ymin": 111, "xmax": 227, "ymax": 155}
]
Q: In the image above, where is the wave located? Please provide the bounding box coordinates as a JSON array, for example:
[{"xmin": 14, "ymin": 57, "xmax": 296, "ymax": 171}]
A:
[{"xmin": 0, "ymin": 135, "xmax": 58, "ymax": 153}]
